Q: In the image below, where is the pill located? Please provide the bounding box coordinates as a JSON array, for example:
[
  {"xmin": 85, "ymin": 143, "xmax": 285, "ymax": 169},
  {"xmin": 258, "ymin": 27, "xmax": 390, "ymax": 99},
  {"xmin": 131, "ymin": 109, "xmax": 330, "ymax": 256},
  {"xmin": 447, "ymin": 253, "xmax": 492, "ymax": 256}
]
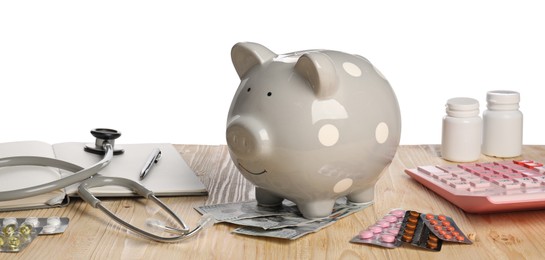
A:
[
  {"xmin": 359, "ymin": 230, "xmax": 374, "ymax": 239},
  {"xmin": 437, "ymin": 215, "xmax": 447, "ymax": 221},
  {"xmin": 42, "ymin": 225, "xmax": 57, "ymax": 234},
  {"xmin": 377, "ymin": 220, "xmax": 390, "ymax": 228},
  {"xmin": 442, "ymin": 221, "xmax": 451, "ymax": 227},
  {"xmin": 2, "ymin": 224, "xmax": 17, "ymax": 236},
  {"xmin": 384, "ymin": 215, "xmax": 398, "ymax": 223},
  {"xmin": 456, "ymin": 235, "xmax": 466, "ymax": 241},
  {"xmin": 370, "ymin": 226, "xmax": 383, "ymax": 233},
  {"xmin": 408, "ymin": 217, "xmax": 418, "ymax": 224},
  {"xmin": 409, "ymin": 211, "xmax": 420, "ymax": 217},
  {"xmin": 19, "ymin": 223, "xmax": 33, "ymax": 236},
  {"xmin": 47, "ymin": 217, "xmax": 61, "ymax": 227},
  {"xmin": 2, "ymin": 218, "xmax": 17, "ymax": 226},
  {"xmin": 443, "ymin": 234, "xmax": 452, "ymax": 240},
  {"xmin": 403, "ymin": 228, "xmax": 415, "ymax": 236},
  {"xmin": 380, "ymin": 234, "xmax": 396, "ymax": 243},
  {"xmin": 387, "ymin": 228, "xmax": 400, "ymax": 235},
  {"xmin": 406, "ymin": 222, "xmax": 416, "ymax": 230},
  {"xmin": 402, "ymin": 233, "xmax": 413, "ymax": 242},
  {"xmin": 425, "ymin": 214, "xmax": 435, "ymax": 220},
  {"xmin": 389, "ymin": 209, "xmax": 405, "ymax": 218},
  {"xmin": 427, "ymin": 240, "xmax": 438, "ymax": 249},
  {"xmin": 24, "ymin": 217, "xmax": 40, "ymax": 227},
  {"xmin": 7, "ymin": 234, "xmax": 21, "ymax": 249},
  {"xmin": 447, "ymin": 226, "xmax": 456, "ymax": 232}
]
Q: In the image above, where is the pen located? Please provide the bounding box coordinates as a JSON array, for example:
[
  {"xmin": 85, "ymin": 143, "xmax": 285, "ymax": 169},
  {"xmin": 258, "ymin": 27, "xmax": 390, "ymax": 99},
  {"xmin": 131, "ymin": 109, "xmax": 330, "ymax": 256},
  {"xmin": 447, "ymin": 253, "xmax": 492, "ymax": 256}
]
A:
[{"xmin": 139, "ymin": 148, "xmax": 162, "ymax": 180}]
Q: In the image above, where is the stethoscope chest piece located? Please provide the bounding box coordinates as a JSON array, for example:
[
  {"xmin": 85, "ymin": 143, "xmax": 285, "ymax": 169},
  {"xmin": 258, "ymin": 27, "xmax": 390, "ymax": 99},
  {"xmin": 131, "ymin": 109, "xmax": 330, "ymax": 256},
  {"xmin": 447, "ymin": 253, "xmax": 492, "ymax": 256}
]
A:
[{"xmin": 84, "ymin": 128, "xmax": 125, "ymax": 155}]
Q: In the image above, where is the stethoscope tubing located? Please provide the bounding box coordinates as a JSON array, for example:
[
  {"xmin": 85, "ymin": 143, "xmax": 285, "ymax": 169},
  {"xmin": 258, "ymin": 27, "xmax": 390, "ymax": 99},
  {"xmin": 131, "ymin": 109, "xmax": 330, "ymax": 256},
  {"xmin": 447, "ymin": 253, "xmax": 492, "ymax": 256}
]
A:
[
  {"xmin": 0, "ymin": 140, "xmax": 213, "ymax": 242},
  {"xmin": 0, "ymin": 143, "xmax": 113, "ymax": 202}
]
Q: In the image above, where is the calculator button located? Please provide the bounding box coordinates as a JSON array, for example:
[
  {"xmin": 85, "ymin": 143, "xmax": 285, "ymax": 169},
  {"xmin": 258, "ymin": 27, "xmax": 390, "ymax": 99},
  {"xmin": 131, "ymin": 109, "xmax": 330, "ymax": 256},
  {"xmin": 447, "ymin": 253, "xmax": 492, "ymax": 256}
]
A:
[
  {"xmin": 406, "ymin": 159, "xmax": 545, "ymax": 213},
  {"xmin": 417, "ymin": 166, "xmax": 445, "ymax": 175},
  {"xmin": 437, "ymin": 165, "xmax": 464, "ymax": 173},
  {"xmin": 531, "ymin": 176, "xmax": 545, "ymax": 184},
  {"xmin": 449, "ymin": 181, "xmax": 470, "ymax": 189},
  {"xmin": 469, "ymin": 180, "xmax": 490, "ymax": 188}
]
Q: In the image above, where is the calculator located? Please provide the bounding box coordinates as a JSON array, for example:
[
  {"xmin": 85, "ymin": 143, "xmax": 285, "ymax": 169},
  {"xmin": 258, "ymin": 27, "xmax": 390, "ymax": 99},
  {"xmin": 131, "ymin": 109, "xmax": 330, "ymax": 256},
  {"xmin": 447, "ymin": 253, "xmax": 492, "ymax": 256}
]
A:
[{"xmin": 404, "ymin": 160, "xmax": 545, "ymax": 213}]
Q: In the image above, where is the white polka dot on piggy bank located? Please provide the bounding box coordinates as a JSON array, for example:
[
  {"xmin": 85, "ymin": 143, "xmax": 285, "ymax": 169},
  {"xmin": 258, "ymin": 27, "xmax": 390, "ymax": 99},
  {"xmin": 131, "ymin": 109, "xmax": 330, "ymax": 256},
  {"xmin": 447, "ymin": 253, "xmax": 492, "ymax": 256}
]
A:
[{"xmin": 226, "ymin": 42, "xmax": 401, "ymax": 219}]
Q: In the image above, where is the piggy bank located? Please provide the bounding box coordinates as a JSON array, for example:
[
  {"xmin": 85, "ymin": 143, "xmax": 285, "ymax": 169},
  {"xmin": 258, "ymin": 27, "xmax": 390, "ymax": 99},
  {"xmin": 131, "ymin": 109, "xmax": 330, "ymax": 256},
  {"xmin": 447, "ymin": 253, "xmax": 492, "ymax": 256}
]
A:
[{"xmin": 226, "ymin": 42, "xmax": 401, "ymax": 219}]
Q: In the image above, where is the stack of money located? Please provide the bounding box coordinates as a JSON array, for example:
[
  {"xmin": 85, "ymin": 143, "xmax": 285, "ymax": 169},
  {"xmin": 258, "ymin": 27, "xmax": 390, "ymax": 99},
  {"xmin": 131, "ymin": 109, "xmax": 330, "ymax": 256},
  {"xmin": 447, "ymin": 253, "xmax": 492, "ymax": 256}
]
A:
[{"xmin": 195, "ymin": 198, "xmax": 372, "ymax": 240}]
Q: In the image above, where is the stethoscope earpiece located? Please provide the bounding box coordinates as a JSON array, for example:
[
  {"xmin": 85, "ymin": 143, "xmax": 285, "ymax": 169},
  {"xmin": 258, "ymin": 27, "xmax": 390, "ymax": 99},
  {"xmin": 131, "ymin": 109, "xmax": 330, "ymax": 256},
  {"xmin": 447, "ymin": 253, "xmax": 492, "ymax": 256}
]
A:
[{"xmin": 84, "ymin": 128, "xmax": 125, "ymax": 155}]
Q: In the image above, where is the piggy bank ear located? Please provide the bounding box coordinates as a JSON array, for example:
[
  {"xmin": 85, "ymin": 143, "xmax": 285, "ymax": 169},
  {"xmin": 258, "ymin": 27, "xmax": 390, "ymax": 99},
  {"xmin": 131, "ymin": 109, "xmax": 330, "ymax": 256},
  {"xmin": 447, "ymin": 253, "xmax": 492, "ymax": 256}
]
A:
[
  {"xmin": 294, "ymin": 52, "xmax": 339, "ymax": 99},
  {"xmin": 231, "ymin": 42, "xmax": 277, "ymax": 79}
]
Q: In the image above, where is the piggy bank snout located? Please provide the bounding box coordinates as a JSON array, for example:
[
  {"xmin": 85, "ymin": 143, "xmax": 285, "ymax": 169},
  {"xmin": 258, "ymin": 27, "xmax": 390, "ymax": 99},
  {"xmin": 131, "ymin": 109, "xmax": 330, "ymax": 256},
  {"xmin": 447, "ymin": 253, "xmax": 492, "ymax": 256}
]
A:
[{"xmin": 226, "ymin": 117, "xmax": 270, "ymax": 159}]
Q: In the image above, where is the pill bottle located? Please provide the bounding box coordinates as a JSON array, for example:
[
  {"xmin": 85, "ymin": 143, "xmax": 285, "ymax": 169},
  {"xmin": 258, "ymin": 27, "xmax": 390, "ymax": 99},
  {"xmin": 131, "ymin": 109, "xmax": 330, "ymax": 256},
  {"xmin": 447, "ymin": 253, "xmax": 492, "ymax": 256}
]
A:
[
  {"xmin": 441, "ymin": 97, "xmax": 482, "ymax": 162},
  {"xmin": 482, "ymin": 90, "xmax": 523, "ymax": 158}
]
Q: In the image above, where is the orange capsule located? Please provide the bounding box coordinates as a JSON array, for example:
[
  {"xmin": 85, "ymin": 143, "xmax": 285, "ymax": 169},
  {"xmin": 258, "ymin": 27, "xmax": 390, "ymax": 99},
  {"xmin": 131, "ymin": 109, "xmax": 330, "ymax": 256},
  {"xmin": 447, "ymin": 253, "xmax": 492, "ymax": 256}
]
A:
[
  {"xmin": 442, "ymin": 221, "xmax": 451, "ymax": 227},
  {"xmin": 438, "ymin": 215, "xmax": 447, "ymax": 221}
]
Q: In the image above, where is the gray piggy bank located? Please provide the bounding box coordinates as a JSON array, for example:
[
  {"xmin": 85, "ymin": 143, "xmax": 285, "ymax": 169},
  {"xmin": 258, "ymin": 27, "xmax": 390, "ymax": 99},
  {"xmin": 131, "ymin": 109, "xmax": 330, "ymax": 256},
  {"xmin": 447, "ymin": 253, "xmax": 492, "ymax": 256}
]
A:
[{"xmin": 226, "ymin": 42, "xmax": 401, "ymax": 219}]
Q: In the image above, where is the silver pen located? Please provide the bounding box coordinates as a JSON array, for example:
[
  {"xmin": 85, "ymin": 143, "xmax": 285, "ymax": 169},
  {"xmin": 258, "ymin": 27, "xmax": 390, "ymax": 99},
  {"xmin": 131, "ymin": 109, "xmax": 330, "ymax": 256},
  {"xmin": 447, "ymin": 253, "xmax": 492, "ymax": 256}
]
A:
[{"xmin": 139, "ymin": 148, "xmax": 162, "ymax": 180}]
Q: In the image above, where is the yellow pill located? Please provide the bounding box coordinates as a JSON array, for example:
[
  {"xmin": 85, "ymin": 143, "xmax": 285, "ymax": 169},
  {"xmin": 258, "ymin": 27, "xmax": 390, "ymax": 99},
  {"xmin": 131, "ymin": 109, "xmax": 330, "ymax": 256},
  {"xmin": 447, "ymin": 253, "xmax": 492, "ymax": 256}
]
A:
[
  {"xmin": 2, "ymin": 224, "xmax": 17, "ymax": 236},
  {"xmin": 19, "ymin": 223, "xmax": 34, "ymax": 236},
  {"xmin": 8, "ymin": 234, "xmax": 21, "ymax": 249}
]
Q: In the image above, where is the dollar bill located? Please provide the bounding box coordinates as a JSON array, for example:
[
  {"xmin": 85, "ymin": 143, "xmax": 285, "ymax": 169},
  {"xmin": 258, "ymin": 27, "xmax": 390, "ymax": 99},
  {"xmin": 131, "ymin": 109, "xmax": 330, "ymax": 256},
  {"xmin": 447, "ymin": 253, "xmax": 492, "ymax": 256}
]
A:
[
  {"xmin": 195, "ymin": 200, "xmax": 300, "ymax": 222},
  {"xmin": 232, "ymin": 201, "xmax": 372, "ymax": 240},
  {"xmin": 196, "ymin": 198, "xmax": 372, "ymax": 239}
]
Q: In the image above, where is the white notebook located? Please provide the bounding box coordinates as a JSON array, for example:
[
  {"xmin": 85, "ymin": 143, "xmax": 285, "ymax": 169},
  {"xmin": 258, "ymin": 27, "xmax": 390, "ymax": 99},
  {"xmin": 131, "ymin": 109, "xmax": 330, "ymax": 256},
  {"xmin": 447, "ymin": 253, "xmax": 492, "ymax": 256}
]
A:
[{"xmin": 0, "ymin": 141, "xmax": 207, "ymax": 211}]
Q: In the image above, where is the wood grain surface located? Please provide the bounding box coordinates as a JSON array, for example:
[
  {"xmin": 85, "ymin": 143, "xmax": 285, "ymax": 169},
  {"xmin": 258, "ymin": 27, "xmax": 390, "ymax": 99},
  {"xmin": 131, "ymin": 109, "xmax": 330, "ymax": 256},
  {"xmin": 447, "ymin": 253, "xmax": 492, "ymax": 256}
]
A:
[{"xmin": 1, "ymin": 144, "xmax": 545, "ymax": 259}]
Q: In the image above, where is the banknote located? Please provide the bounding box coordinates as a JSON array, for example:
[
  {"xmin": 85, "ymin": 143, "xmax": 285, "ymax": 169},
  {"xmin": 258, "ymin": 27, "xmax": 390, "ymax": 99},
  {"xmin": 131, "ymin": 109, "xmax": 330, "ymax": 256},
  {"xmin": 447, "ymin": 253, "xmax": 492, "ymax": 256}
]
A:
[
  {"xmin": 196, "ymin": 198, "xmax": 372, "ymax": 239},
  {"xmin": 232, "ymin": 201, "xmax": 372, "ymax": 239},
  {"xmin": 195, "ymin": 200, "xmax": 300, "ymax": 222}
]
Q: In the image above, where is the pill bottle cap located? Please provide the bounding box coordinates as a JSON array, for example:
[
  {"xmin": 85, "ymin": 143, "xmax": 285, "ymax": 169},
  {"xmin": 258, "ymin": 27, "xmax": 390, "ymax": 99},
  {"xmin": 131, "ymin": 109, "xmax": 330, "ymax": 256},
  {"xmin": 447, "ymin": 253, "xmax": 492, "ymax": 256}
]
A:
[
  {"xmin": 445, "ymin": 97, "xmax": 480, "ymax": 117},
  {"xmin": 486, "ymin": 90, "xmax": 520, "ymax": 110}
]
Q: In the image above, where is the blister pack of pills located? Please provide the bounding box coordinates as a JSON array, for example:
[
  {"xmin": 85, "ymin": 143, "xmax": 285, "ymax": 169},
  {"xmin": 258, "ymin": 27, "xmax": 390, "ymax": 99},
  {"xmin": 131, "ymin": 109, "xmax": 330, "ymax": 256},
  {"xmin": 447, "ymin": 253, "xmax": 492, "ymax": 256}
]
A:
[
  {"xmin": 397, "ymin": 210, "xmax": 442, "ymax": 251},
  {"xmin": 0, "ymin": 217, "xmax": 69, "ymax": 253},
  {"xmin": 421, "ymin": 213, "xmax": 472, "ymax": 244},
  {"xmin": 349, "ymin": 209, "xmax": 406, "ymax": 248},
  {"xmin": 351, "ymin": 209, "xmax": 470, "ymax": 252}
]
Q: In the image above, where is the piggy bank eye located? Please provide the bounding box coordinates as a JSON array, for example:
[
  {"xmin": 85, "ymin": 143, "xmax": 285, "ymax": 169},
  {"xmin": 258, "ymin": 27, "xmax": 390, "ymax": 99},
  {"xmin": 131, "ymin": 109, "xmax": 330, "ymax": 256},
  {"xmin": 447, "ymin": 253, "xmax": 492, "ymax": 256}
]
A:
[
  {"xmin": 247, "ymin": 88, "xmax": 251, "ymax": 92},
  {"xmin": 267, "ymin": 92, "xmax": 272, "ymax": 97}
]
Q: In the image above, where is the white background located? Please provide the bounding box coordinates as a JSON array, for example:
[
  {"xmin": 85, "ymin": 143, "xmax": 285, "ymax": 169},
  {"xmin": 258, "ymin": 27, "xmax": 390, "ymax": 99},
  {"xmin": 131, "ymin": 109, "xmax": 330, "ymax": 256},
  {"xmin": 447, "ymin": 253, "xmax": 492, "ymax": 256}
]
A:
[{"xmin": 1, "ymin": 1, "xmax": 544, "ymax": 145}]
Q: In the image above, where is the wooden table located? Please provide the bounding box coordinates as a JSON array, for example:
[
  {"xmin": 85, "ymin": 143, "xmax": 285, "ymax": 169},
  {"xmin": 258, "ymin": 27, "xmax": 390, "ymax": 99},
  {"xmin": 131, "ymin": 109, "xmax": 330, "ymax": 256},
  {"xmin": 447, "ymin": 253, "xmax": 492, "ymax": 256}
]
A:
[{"xmin": 2, "ymin": 144, "xmax": 545, "ymax": 259}]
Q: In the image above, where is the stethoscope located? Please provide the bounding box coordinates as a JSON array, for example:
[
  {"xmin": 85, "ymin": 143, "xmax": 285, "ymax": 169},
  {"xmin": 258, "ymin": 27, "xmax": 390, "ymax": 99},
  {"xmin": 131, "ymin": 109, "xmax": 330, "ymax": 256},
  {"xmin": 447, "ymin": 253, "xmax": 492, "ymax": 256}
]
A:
[{"xmin": 0, "ymin": 128, "xmax": 213, "ymax": 242}]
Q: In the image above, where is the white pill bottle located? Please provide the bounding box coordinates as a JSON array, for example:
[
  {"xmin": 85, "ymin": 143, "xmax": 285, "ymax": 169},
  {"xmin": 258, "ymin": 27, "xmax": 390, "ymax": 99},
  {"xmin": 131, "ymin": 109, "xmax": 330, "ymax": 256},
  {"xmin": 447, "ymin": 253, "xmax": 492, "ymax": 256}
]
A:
[
  {"xmin": 441, "ymin": 97, "xmax": 482, "ymax": 162},
  {"xmin": 482, "ymin": 90, "xmax": 523, "ymax": 158}
]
